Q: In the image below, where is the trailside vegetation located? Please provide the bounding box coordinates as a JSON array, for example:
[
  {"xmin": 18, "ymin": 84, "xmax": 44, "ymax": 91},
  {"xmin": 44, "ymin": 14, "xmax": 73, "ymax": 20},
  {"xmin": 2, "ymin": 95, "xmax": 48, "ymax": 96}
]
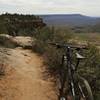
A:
[
  {"xmin": 0, "ymin": 13, "xmax": 46, "ymax": 36},
  {"xmin": 32, "ymin": 27, "xmax": 100, "ymax": 100}
]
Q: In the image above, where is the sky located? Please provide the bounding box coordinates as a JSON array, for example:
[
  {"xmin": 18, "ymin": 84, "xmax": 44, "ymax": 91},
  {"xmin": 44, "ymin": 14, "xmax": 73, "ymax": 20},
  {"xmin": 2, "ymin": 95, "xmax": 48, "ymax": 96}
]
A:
[{"xmin": 0, "ymin": 0, "xmax": 100, "ymax": 16}]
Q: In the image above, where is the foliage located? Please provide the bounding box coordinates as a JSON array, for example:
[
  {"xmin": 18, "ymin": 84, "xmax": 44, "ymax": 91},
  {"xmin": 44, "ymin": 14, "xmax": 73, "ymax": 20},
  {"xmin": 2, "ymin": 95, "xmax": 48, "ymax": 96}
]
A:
[
  {"xmin": 32, "ymin": 40, "xmax": 46, "ymax": 54},
  {"xmin": 32, "ymin": 26, "xmax": 73, "ymax": 54},
  {"xmin": 34, "ymin": 27, "xmax": 53, "ymax": 41},
  {"xmin": 44, "ymin": 46, "xmax": 64, "ymax": 75},
  {"xmin": 72, "ymin": 23, "xmax": 100, "ymax": 33},
  {"xmin": 0, "ymin": 13, "xmax": 46, "ymax": 36},
  {"xmin": 52, "ymin": 27, "xmax": 73, "ymax": 43},
  {"xmin": 44, "ymin": 43, "xmax": 100, "ymax": 99},
  {"xmin": 32, "ymin": 26, "xmax": 100, "ymax": 99},
  {"xmin": 78, "ymin": 45, "xmax": 100, "ymax": 99},
  {"xmin": 91, "ymin": 23, "xmax": 100, "ymax": 33}
]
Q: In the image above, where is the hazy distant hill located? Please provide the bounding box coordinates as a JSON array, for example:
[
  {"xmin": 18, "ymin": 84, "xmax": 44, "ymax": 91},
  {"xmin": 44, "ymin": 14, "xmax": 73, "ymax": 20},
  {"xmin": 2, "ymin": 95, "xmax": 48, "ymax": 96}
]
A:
[{"xmin": 40, "ymin": 14, "xmax": 100, "ymax": 26}]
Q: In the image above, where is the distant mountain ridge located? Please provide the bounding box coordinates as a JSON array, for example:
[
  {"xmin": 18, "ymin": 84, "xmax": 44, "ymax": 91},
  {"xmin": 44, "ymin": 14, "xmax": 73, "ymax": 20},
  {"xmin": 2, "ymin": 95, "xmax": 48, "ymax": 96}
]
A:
[{"xmin": 40, "ymin": 14, "xmax": 100, "ymax": 26}]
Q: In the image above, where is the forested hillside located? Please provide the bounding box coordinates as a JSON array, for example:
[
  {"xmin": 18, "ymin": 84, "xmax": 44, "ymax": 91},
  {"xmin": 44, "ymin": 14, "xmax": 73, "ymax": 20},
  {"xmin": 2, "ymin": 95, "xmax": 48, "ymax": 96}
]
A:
[{"xmin": 0, "ymin": 13, "xmax": 46, "ymax": 36}]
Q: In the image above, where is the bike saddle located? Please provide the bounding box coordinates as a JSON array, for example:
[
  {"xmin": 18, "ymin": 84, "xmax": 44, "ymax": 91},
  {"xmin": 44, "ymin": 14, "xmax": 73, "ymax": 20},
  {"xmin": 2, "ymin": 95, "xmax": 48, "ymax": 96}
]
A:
[{"xmin": 76, "ymin": 53, "xmax": 85, "ymax": 59}]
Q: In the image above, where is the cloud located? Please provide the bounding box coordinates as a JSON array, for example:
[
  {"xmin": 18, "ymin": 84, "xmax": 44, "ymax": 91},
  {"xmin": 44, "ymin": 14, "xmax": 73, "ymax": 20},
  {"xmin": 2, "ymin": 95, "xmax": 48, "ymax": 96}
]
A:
[{"xmin": 0, "ymin": 0, "xmax": 100, "ymax": 16}]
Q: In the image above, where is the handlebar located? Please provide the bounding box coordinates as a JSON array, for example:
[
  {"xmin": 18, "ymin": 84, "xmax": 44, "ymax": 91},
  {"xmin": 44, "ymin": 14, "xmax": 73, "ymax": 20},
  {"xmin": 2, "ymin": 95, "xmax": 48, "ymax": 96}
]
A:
[{"xmin": 48, "ymin": 42, "xmax": 88, "ymax": 50}]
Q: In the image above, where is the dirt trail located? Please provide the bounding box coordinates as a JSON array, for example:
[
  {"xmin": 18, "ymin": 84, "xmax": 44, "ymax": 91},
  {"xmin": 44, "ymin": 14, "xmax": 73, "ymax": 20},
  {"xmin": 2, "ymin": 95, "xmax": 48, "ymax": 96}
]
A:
[{"xmin": 0, "ymin": 48, "xmax": 57, "ymax": 100}]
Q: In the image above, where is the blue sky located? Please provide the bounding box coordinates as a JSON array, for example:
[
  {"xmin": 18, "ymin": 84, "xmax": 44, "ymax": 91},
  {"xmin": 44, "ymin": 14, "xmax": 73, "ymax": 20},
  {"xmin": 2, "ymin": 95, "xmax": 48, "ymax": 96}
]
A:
[{"xmin": 0, "ymin": 0, "xmax": 100, "ymax": 16}]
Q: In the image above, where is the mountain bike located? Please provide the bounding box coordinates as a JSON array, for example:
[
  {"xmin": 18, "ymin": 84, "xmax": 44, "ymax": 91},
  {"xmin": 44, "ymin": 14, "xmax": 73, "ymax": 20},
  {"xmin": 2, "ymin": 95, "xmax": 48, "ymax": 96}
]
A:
[{"xmin": 49, "ymin": 43, "xmax": 94, "ymax": 100}]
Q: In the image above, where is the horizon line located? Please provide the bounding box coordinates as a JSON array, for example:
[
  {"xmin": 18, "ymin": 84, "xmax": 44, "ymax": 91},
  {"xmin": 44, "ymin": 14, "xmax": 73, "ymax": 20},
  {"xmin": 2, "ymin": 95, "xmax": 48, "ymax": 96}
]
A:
[{"xmin": 0, "ymin": 12, "xmax": 100, "ymax": 17}]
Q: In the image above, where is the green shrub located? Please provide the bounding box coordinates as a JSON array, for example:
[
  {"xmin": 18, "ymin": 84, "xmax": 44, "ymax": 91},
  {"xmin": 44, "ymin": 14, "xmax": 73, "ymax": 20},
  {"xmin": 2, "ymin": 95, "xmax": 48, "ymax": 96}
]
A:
[
  {"xmin": 44, "ymin": 44, "xmax": 100, "ymax": 99},
  {"xmin": 44, "ymin": 46, "xmax": 64, "ymax": 75},
  {"xmin": 51, "ymin": 27, "xmax": 73, "ymax": 44},
  {"xmin": 32, "ymin": 40, "xmax": 46, "ymax": 54},
  {"xmin": 32, "ymin": 26, "xmax": 100, "ymax": 99},
  {"xmin": 78, "ymin": 45, "xmax": 100, "ymax": 99},
  {"xmin": 34, "ymin": 27, "xmax": 52, "ymax": 41}
]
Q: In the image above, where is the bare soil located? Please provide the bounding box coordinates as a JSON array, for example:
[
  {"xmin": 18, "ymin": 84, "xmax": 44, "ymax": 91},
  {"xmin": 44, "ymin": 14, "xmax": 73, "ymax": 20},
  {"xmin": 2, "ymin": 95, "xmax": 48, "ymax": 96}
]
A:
[{"xmin": 0, "ymin": 47, "xmax": 57, "ymax": 100}]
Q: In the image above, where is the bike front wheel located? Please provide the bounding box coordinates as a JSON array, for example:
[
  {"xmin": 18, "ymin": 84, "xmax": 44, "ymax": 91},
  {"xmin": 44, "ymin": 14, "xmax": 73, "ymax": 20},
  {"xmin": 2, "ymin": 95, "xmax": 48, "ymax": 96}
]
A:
[
  {"xmin": 59, "ymin": 97, "xmax": 66, "ymax": 100},
  {"xmin": 76, "ymin": 76, "xmax": 94, "ymax": 100}
]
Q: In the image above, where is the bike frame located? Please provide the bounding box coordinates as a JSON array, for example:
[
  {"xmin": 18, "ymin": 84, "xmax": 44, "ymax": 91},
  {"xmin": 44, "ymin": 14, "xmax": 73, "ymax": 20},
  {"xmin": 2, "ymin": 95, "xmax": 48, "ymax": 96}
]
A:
[
  {"xmin": 62, "ymin": 46, "xmax": 80, "ymax": 99},
  {"xmin": 62, "ymin": 46, "xmax": 93, "ymax": 100},
  {"xmin": 48, "ymin": 43, "xmax": 93, "ymax": 100},
  {"xmin": 67, "ymin": 47, "xmax": 75, "ymax": 98}
]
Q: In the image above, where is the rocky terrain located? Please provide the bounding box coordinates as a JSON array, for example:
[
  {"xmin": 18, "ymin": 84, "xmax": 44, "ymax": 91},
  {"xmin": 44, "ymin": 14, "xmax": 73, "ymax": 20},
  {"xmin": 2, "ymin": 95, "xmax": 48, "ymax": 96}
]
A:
[{"xmin": 0, "ymin": 35, "xmax": 57, "ymax": 100}]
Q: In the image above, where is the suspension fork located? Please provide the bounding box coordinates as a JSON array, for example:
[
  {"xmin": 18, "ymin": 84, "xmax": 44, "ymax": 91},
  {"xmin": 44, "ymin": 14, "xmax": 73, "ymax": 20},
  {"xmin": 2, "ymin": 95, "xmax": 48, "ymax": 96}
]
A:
[
  {"xmin": 68, "ymin": 63, "xmax": 75, "ymax": 99},
  {"xmin": 59, "ymin": 55, "xmax": 67, "ymax": 96},
  {"xmin": 66, "ymin": 47, "xmax": 76, "ymax": 99}
]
